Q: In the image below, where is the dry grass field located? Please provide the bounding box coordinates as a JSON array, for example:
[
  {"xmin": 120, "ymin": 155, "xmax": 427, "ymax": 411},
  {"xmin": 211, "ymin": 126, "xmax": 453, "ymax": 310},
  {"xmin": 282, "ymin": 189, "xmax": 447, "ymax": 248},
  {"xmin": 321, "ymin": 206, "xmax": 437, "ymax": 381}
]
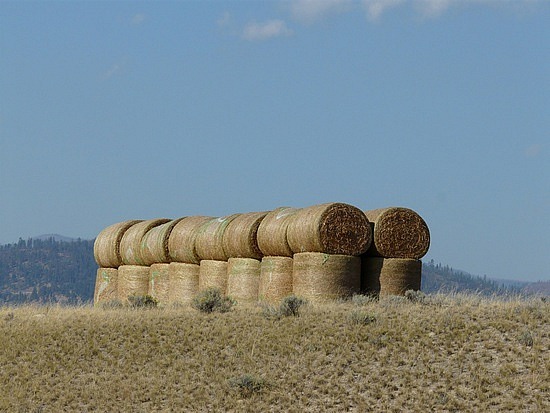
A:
[{"xmin": 1, "ymin": 294, "xmax": 548, "ymax": 412}]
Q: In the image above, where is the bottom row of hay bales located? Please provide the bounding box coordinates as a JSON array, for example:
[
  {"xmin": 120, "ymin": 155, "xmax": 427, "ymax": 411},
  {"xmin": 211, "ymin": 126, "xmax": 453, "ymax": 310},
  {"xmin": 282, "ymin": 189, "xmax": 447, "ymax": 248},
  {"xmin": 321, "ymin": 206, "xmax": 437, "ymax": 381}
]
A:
[{"xmin": 94, "ymin": 253, "xmax": 422, "ymax": 306}]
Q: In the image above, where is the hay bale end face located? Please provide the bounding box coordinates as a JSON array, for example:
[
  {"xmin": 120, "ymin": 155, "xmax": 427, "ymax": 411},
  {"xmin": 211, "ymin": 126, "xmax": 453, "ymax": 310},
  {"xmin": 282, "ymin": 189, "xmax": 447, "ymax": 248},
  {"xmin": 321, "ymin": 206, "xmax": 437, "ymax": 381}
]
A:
[
  {"xmin": 259, "ymin": 256, "xmax": 293, "ymax": 303},
  {"xmin": 117, "ymin": 265, "xmax": 150, "ymax": 304},
  {"xmin": 168, "ymin": 216, "xmax": 213, "ymax": 264},
  {"xmin": 364, "ymin": 207, "xmax": 430, "ymax": 259},
  {"xmin": 226, "ymin": 258, "xmax": 261, "ymax": 305},
  {"xmin": 94, "ymin": 268, "xmax": 118, "ymax": 305},
  {"xmin": 195, "ymin": 215, "xmax": 240, "ymax": 261},
  {"xmin": 168, "ymin": 262, "xmax": 200, "ymax": 306},
  {"xmin": 257, "ymin": 207, "xmax": 299, "ymax": 257},
  {"xmin": 120, "ymin": 219, "xmax": 171, "ymax": 266},
  {"xmin": 94, "ymin": 220, "xmax": 142, "ymax": 268},
  {"xmin": 287, "ymin": 203, "xmax": 371, "ymax": 256},
  {"xmin": 199, "ymin": 260, "xmax": 228, "ymax": 294},
  {"xmin": 361, "ymin": 257, "xmax": 422, "ymax": 296},
  {"xmin": 148, "ymin": 263, "xmax": 170, "ymax": 306},
  {"xmin": 140, "ymin": 218, "xmax": 185, "ymax": 266},
  {"xmin": 293, "ymin": 252, "xmax": 361, "ymax": 303},
  {"xmin": 222, "ymin": 211, "xmax": 268, "ymax": 259}
]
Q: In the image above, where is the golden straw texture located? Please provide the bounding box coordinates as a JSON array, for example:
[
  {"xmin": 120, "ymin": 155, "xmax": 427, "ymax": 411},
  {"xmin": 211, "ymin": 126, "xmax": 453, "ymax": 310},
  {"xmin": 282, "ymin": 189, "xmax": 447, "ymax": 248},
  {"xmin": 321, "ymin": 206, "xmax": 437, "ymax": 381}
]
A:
[
  {"xmin": 361, "ymin": 257, "xmax": 422, "ymax": 296},
  {"xmin": 168, "ymin": 216, "xmax": 213, "ymax": 264},
  {"xmin": 364, "ymin": 207, "xmax": 430, "ymax": 259},
  {"xmin": 222, "ymin": 211, "xmax": 268, "ymax": 259},
  {"xmin": 93, "ymin": 220, "xmax": 142, "ymax": 268},
  {"xmin": 120, "ymin": 219, "xmax": 171, "ymax": 265},
  {"xmin": 287, "ymin": 203, "xmax": 371, "ymax": 256},
  {"xmin": 293, "ymin": 252, "xmax": 361, "ymax": 303},
  {"xmin": 198, "ymin": 260, "xmax": 228, "ymax": 294},
  {"xmin": 93, "ymin": 268, "xmax": 118, "ymax": 305},
  {"xmin": 140, "ymin": 218, "xmax": 185, "ymax": 266},
  {"xmin": 257, "ymin": 207, "xmax": 299, "ymax": 257},
  {"xmin": 226, "ymin": 258, "xmax": 261, "ymax": 305},
  {"xmin": 117, "ymin": 265, "xmax": 150, "ymax": 304},
  {"xmin": 168, "ymin": 262, "xmax": 200, "ymax": 306},
  {"xmin": 195, "ymin": 215, "xmax": 240, "ymax": 261},
  {"xmin": 259, "ymin": 256, "xmax": 293, "ymax": 303},
  {"xmin": 148, "ymin": 263, "xmax": 170, "ymax": 306}
]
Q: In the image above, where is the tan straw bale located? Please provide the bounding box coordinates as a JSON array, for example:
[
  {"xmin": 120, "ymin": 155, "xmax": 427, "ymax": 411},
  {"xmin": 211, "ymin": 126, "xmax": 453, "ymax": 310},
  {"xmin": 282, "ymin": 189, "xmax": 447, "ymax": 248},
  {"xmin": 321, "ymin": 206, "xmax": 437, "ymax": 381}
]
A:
[
  {"xmin": 140, "ymin": 218, "xmax": 185, "ymax": 266},
  {"xmin": 222, "ymin": 211, "xmax": 268, "ymax": 259},
  {"xmin": 361, "ymin": 257, "xmax": 422, "ymax": 296},
  {"xmin": 168, "ymin": 216, "xmax": 213, "ymax": 264},
  {"xmin": 94, "ymin": 268, "xmax": 118, "ymax": 305},
  {"xmin": 293, "ymin": 252, "xmax": 361, "ymax": 303},
  {"xmin": 94, "ymin": 220, "xmax": 142, "ymax": 268},
  {"xmin": 287, "ymin": 203, "xmax": 371, "ymax": 256},
  {"xmin": 259, "ymin": 256, "xmax": 293, "ymax": 303},
  {"xmin": 226, "ymin": 258, "xmax": 261, "ymax": 305},
  {"xmin": 257, "ymin": 207, "xmax": 299, "ymax": 257},
  {"xmin": 148, "ymin": 263, "xmax": 170, "ymax": 306},
  {"xmin": 117, "ymin": 265, "xmax": 150, "ymax": 304},
  {"xmin": 168, "ymin": 262, "xmax": 200, "ymax": 306},
  {"xmin": 120, "ymin": 219, "xmax": 171, "ymax": 265},
  {"xmin": 195, "ymin": 214, "xmax": 240, "ymax": 261},
  {"xmin": 364, "ymin": 207, "xmax": 430, "ymax": 259},
  {"xmin": 199, "ymin": 260, "xmax": 228, "ymax": 294}
]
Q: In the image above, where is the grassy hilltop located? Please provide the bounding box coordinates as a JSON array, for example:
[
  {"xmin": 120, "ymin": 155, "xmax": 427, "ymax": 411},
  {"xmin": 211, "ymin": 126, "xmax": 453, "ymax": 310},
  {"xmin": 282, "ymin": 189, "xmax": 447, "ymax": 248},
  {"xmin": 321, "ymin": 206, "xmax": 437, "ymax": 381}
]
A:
[{"xmin": 1, "ymin": 294, "xmax": 548, "ymax": 412}]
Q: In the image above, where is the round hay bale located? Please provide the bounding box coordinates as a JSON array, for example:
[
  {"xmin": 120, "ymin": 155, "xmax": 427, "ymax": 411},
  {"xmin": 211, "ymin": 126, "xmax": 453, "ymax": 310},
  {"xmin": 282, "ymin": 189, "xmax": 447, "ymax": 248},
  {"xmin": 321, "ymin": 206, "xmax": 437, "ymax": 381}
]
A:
[
  {"xmin": 148, "ymin": 263, "xmax": 170, "ymax": 306},
  {"xmin": 141, "ymin": 218, "xmax": 185, "ymax": 266},
  {"xmin": 226, "ymin": 258, "xmax": 261, "ymax": 305},
  {"xmin": 222, "ymin": 211, "xmax": 268, "ymax": 259},
  {"xmin": 195, "ymin": 214, "xmax": 240, "ymax": 261},
  {"xmin": 364, "ymin": 207, "xmax": 430, "ymax": 259},
  {"xmin": 287, "ymin": 203, "xmax": 371, "ymax": 256},
  {"xmin": 168, "ymin": 216, "xmax": 213, "ymax": 264},
  {"xmin": 94, "ymin": 268, "xmax": 118, "ymax": 305},
  {"xmin": 361, "ymin": 257, "xmax": 422, "ymax": 296},
  {"xmin": 293, "ymin": 252, "xmax": 361, "ymax": 303},
  {"xmin": 120, "ymin": 219, "xmax": 171, "ymax": 265},
  {"xmin": 259, "ymin": 256, "xmax": 293, "ymax": 303},
  {"xmin": 117, "ymin": 265, "xmax": 150, "ymax": 304},
  {"xmin": 94, "ymin": 220, "xmax": 142, "ymax": 268},
  {"xmin": 257, "ymin": 207, "xmax": 299, "ymax": 257},
  {"xmin": 168, "ymin": 262, "xmax": 200, "ymax": 306},
  {"xmin": 199, "ymin": 260, "xmax": 228, "ymax": 294}
]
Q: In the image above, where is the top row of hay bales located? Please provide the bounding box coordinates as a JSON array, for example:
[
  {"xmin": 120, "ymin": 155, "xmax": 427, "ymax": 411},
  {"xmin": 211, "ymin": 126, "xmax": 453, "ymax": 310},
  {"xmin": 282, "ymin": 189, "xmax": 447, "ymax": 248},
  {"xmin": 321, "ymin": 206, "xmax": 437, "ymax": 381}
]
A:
[{"xmin": 93, "ymin": 203, "xmax": 430, "ymax": 268}]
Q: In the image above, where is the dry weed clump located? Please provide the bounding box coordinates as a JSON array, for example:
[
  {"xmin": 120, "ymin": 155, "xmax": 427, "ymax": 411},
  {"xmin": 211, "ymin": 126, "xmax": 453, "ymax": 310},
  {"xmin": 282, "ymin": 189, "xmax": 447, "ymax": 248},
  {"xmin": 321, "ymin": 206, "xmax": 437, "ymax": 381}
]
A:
[{"xmin": 0, "ymin": 294, "xmax": 548, "ymax": 412}]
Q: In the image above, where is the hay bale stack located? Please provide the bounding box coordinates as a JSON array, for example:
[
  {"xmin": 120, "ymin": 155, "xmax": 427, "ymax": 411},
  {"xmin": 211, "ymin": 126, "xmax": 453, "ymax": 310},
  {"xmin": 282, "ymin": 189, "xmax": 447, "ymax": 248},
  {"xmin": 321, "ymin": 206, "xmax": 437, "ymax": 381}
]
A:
[
  {"xmin": 259, "ymin": 256, "xmax": 293, "ymax": 303},
  {"xmin": 141, "ymin": 218, "xmax": 185, "ymax": 266},
  {"xmin": 148, "ymin": 263, "xmax": 170, "ymax": 306},
  {"xmin": 293, "ymin": 252, "xmax": 360, "ymax": 303},
  {"xmin": 117, "ymin": 265, "xmax": 150, "ymax": 304},
  {"xmin": 287, "ymin": 203, "xmax": 371, "ymax": 256},
  {"xmin": 226, "ymin": 258, "xmax": 261, "ymax": 305},
  {"xmin": 222, "ymin": 211, "xmax": 268, "ymax": 259},
  {"xmin": 361, "ymin": 257, "xmax": 422, "ymax": 296},
  {"xmin": 199, "ymin": 260, "xmax": 228, "ymax": 294},
  {"xmin": 120, "ymin": 219, "xmax": 171, "ymax": 265},
  {"xmin": 94, "ymin": 268, "xmax": 118, "ymax": 305},
  {"xmin": 364, "ymin": 207, "xmax": 430, "ymax": 259},
  {"xmin": 168, "ymin": 262, "xmax": 200, "ymax": 306},
  {"xmin": 257, "ymin": 207, "xmax": 299, "ymax": 257},
  {"xmin": 195, "ymin": 215, "xmax": 240, "ymax": 261},
  {"xmin": 168, "ymin": 216, "xmax": 213, "ymax": 264},
  {"xmin": 94, "ymin": 220, "xmax": 142, "ymax": 268}
]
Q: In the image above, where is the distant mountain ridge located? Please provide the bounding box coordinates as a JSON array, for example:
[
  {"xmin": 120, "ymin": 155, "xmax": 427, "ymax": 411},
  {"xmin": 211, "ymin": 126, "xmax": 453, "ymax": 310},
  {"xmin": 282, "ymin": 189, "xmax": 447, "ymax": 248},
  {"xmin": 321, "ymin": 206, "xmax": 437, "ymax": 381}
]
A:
[{"xmin": 0, "ymin": 237, "xmax": 547, "ymax": 304}]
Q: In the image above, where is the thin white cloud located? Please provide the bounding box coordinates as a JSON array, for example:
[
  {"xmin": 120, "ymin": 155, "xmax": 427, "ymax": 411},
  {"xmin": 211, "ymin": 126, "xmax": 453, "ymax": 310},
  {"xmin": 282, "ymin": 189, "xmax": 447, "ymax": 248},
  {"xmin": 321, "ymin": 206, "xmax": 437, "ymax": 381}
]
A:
[
  {"xmin": 524, "ymin": 144, "xmax": 543, "ymax": 158},
  {"xmin": 218, "ymin": 11, "xmax": 232, "ymax": 28},
  {"xmin": 363, "ymin": 0, "xmax": 404, "ymax": 21},
  {"xmin": 131, "ymin": 13, "xmax": 146, "ymax": 25},
  {"xmin": 102, "ymin": 57, "xmax": 128, "ymax": 80},
  {"xmin": 242, "ymin": 20, "xmax": 293, "ymax": 41},
  {"xmin": 290, "ymin": 0, "xmax": 353, "ymax": 23}
]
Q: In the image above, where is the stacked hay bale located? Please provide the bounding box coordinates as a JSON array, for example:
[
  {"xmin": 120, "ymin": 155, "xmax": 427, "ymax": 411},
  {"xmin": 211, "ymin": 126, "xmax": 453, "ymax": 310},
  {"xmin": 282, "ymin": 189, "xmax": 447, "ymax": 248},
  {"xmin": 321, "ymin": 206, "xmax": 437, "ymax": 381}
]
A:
[{"xmin": 361, "ymin": 207, "xmax": 430, "ymax": 297}]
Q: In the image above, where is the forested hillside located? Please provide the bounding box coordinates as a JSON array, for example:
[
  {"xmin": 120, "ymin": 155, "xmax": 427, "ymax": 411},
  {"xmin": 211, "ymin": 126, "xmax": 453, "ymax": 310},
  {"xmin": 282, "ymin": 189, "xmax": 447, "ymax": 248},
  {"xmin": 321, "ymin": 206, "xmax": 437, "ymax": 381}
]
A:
[{"xmin": 0, "ymin": 238, "xmax": 539, "ymax": 305}]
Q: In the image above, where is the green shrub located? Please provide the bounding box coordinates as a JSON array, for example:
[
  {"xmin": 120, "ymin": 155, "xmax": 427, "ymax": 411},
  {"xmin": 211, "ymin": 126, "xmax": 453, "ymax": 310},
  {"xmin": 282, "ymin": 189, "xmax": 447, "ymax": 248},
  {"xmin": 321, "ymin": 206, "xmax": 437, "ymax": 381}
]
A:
[
  {"xmin": 127, "ymin": 295, "xmax": 157, "ymax": 308},
  {"xmin": 405, "ymin": 290, "xmax": 427, "ymax": 303},
  {"xmin": 279, "ymin": 295, "xmax": 307, "ymax": 317},
  {"xmin": 192, "ymin": 288, "xmax": 235, "ymax": 313},
  {"xmin": 229, "ymin": 374, "xmax": 266, "ymax": 397},
  {"xmin": 349, "ymin": 309, "xmax": 377, "ymax": 326}
]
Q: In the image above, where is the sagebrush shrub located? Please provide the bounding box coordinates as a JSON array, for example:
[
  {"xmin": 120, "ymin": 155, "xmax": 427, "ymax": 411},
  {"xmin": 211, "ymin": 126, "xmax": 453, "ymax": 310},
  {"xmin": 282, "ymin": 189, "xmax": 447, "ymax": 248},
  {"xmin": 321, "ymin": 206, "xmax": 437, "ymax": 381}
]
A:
[
  {"xmin": 192, "ymin": 288, "xmax": 234, "ymax": 313},
  {"xmin": 127, "ymin": 295, "xmax": 157, "ymax": 308},
  {"xmin": 229, "ymin": 374, "xmax": 266, "ymax": 397}
]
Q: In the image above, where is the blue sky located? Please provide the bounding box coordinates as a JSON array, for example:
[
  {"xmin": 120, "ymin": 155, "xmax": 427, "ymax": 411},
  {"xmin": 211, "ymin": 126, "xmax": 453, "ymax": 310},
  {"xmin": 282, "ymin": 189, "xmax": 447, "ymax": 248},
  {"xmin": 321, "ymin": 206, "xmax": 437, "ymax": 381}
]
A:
[{"xmin": 1, "ymin": 0, "xmax": 548, "ymax": 282}]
